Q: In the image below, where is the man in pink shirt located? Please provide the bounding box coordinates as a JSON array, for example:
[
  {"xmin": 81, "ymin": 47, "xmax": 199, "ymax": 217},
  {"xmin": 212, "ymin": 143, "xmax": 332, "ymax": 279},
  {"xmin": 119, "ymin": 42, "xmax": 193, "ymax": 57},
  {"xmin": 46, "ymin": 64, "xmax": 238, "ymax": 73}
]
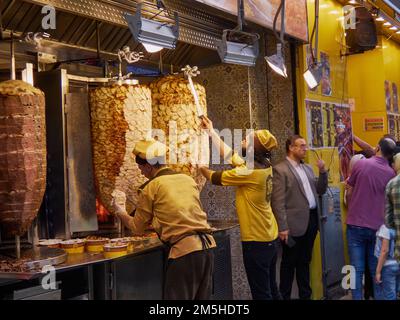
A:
[{"xmin": 346, "ymin": 137, "xmax": 396, "ymax": 300}]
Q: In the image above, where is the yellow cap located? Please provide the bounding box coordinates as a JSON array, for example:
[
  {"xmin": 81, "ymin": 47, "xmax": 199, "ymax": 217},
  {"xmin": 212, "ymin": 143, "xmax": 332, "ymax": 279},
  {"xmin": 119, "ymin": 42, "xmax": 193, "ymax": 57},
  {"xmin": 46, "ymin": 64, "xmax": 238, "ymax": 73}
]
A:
[
  {"xmin": 133, "ymin": 139, "xmax": 168, "ymax": 160},
  {"xmin": 255, "ymin": 130, "xmax": 278, "ymax": 151}
]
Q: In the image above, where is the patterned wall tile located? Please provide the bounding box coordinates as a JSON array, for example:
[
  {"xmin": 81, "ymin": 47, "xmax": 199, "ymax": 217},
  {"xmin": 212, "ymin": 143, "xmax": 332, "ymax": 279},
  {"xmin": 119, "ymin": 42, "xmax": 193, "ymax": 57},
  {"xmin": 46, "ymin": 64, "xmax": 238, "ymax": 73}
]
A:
[{"xmin": 198, "ymin": 31, "xmax": 295, "ymax": 300}]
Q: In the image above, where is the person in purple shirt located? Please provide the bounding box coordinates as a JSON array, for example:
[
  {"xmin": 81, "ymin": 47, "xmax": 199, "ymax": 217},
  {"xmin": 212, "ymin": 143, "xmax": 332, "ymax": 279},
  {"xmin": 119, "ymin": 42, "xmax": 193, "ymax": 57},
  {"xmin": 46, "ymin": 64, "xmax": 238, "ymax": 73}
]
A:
[{"xmin": 346, "ymin": 137, "xmax": 396, "ymax": 300}]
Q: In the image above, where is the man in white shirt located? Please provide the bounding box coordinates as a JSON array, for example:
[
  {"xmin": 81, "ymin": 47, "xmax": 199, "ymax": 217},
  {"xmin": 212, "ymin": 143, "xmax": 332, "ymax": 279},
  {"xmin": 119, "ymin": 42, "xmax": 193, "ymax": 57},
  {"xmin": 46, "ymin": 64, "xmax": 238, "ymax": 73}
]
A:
[{"xmin": 271, "ymin": 135, "xmax": 328, "ymax": 300}]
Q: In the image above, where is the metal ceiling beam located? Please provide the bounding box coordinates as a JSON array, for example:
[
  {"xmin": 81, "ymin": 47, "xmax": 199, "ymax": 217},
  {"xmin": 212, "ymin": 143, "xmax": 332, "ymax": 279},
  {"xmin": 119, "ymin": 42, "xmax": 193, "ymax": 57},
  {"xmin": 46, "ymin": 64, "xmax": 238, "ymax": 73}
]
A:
[{"xmin": 20, "ymin": 0, "xmax": 233, "ymax": 50}]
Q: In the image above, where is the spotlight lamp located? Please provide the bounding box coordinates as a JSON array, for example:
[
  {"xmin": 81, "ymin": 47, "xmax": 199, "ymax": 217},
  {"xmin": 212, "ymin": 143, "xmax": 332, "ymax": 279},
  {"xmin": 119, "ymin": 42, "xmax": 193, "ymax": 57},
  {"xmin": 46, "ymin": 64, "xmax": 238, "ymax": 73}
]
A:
[
  {"xmin": 304, "ymin": 63, "xmax": 323, "ymax": 90},
  {"xmin": 303, "ymin": 0, "xmax": 323, "ymax": 89},
  {"xmin": 265, "ymin": 0, "xmax": 288, "ymax": 77},
  {"xmin": 216, "ymin": 0, "xmax": 260, "ymax": 67},
  {"xmin": 266, "ymin": 43, "xmax": 287, "ymax": 77},
  {"xmin": 124, "ymin": 2, "xmax": 179, "ymax": 53},
  {"xmin": 216, "ymin": 30, "xmax": 260, "ymax": 67}
]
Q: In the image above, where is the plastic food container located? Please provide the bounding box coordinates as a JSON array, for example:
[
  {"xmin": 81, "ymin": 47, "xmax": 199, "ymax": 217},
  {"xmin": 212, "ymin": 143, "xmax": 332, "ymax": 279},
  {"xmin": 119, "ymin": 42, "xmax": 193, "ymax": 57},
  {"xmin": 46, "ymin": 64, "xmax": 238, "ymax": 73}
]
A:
[
  {"xmin": 130, "ymin": 237, "xmax": 145, "ymax": 250},
  {"xmin": 142, "ymin": 232, "xmax": 158, "ymax": 244},
  {"xmin": 111, "ymin": 238, "xmax": 133, "ymax": 252},
  {"xmin": 85, "ymin": 238, "xmax": 109, "ymax": 253},
  {"xmin": 38, "ymin": 239, "xmax": 63, "ymax": 248},
  {"xmin": 61, "ymin": 239, "xmax": 85, "ymax": 254},
  {"xmin": 103, "ymin": 243, "xmax": 128, "ymax": 259}
]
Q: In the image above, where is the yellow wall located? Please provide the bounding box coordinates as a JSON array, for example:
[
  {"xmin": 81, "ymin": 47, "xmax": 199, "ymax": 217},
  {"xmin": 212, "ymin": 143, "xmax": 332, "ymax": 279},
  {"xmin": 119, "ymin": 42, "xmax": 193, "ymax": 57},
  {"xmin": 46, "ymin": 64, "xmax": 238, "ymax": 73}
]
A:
[
  {"xmin": 298, "ymin": 0, "xmax": 348, "ymax": 188},
  {"xmin": 297, "ymin": 0, "xmax": 348, "ymax": 299},
  {"xmin": 348, "ymin": 37, "xmax": 387, "ymax": 146},
  {"xmin": 348, "ymin": 37, "xmax": 400, "ymax": 146},
  {"xmin": 298, "ymin": 0, "xmax": 400, "ymax": 300},
  {"xmin": 383, "ymin": 38, "xmax": 400, "ymax": 95}
]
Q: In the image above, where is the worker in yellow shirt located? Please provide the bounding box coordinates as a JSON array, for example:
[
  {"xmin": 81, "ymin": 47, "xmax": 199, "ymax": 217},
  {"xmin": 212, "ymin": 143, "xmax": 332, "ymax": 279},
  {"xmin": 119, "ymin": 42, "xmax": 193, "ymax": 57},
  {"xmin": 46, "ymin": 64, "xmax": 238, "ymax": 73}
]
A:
[
  {"xmin": 199, "ymin": 116, "xmax": 280, "ymax": 300},
  {"xmin": 112, "ymin": 138, "xmax": 216, "ymax": 300}
]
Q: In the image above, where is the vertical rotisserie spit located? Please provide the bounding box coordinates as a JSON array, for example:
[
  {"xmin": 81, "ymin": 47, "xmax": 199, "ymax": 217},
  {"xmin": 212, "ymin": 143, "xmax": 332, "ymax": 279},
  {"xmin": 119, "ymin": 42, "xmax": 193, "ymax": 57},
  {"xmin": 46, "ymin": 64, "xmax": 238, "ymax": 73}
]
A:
[
  {"xmin": 150, "ymin": 76, "xmax": 209, "ymax": 189},
  {"xmin": 0, "ymin": 80, "xmax": 47, "ymax": 237},
  {"xmin": 89, "ymin": 84, "xmax": 152, "ymax": 214}
]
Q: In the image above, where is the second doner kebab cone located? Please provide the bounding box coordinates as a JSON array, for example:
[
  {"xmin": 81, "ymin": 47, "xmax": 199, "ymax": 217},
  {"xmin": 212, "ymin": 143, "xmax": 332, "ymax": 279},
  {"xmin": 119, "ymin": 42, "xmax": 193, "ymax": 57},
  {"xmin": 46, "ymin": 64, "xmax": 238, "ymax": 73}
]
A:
[
  {"xmin": 89, "ymin": 83, "xmax": 152, "ymax": 214},
  {"xmin": 150, "ymin": 68, "xmax": 209, "ymax": 190}
]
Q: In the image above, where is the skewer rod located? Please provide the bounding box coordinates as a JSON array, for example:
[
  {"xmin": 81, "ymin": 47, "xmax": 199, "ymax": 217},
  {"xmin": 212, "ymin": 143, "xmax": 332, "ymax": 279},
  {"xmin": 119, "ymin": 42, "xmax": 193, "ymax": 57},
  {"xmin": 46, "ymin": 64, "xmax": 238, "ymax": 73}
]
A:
[{"xmin": 15, "ymin": 235, "xmax": 21, "ymax": 259}]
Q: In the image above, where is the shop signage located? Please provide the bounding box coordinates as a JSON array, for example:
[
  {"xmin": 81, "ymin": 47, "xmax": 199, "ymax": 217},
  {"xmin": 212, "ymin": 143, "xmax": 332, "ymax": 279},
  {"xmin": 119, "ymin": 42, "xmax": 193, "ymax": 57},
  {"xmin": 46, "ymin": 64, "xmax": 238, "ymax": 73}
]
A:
[
  {"xmin": 364, "ymin": 117, "xmax": 385, "ymax": 131},
  {"xmin": 194, "ymin": 0, "xmax": 308, "ymax": 41}
]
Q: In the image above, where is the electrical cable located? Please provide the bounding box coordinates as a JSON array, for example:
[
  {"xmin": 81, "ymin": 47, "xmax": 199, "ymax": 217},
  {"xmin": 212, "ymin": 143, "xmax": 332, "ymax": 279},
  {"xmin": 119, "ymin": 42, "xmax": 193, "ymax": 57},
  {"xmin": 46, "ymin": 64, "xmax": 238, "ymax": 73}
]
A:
[{"xmin": 272, "ymin": 1, "xmax": 283, "ymax": 42}]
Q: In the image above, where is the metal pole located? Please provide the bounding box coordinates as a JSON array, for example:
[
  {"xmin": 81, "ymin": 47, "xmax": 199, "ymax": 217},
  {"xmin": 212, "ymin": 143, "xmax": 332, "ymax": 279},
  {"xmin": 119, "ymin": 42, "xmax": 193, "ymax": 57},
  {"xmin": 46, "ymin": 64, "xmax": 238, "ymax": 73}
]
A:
[
  {"xmin": 96, "ymin": 21, "xmax": 101, "ymax": 60},
  {"xmin": 10, "ymin": 31, "xmax": 16, "ymax": 80},
  {"xmin": 280, "ymin": 0, "xmax": 286, "ymax": 59},
  {"xmin": 159, "ymin": 51, "xmax": 163, "ymax": 74},
  {"xmin": 15, "ymin": 235, "xmax": 20, "ymax": 259},
  {"xmin": 237, "ymin": 0, "xmax": 245, "ymax": 31},
  {"xmin": 314, "ymin": 0, "xmax": 320, "ymax": 62},
  {"xmin": 247, "ymin": 67, "xmax": 253, "ymax": 130}
]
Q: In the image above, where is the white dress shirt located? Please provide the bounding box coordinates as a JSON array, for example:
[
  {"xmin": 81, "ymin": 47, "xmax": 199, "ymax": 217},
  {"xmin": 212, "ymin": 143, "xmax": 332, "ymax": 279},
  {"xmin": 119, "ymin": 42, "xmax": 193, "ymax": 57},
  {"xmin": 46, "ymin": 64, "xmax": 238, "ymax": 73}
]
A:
[{"xmin": 286, "ymin": 157, "xmax": 317, "ymax": 209}]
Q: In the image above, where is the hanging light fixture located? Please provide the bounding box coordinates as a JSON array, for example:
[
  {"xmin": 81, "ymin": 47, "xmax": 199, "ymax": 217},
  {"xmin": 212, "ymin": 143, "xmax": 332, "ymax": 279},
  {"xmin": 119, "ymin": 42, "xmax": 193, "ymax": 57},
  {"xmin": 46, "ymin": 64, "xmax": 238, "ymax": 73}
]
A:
[
  {"xmin": 265, "ymin": 0, "xmax": 287, "ymax": 77},
  {"xmin": 216, "ymin": 0, "xmax": 260, "ymax": 67},
  {"xmin": 304, "ymin": 0, "xmax": 323, "ymax": 89},
  {"xmin": 124, "ymin": 1, "xmax": 179, "ymax": 53}
]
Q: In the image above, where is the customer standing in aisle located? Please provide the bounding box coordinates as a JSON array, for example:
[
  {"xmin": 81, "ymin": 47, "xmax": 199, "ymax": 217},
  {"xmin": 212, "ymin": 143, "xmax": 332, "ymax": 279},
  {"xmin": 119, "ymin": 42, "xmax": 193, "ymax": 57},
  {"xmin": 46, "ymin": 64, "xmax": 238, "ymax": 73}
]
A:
[
  {"xmin": 346, "ymin": 137, "xmax": 396, "ymax": 300},
  {"xmin": 199, "ymin": 116, "xmax": 280, "ymax": 300},
  {"xmin": 112, "ymin": 139, "xmax": 216, "ymax": 300},
  {"xmin": 271, "ymin": 135, "xmax": 328, "ymax": 300},
  {"xmin": 379, "ymin": 153, "xmax": 400, "ymax": 300}
]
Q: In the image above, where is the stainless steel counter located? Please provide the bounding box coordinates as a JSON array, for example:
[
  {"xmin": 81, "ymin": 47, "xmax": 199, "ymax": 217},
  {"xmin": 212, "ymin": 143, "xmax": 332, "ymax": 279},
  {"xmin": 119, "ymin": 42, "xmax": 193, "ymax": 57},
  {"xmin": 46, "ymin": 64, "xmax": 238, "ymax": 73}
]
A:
[{"xmin": 0, "ymin": 220, "xmax": 239, "ymax": 281}]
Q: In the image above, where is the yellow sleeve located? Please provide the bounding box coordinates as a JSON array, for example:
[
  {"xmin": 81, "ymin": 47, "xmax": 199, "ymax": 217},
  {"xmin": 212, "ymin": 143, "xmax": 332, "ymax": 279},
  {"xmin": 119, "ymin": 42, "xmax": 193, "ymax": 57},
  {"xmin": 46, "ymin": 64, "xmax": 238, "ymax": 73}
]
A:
[
  {"xmin": 211, "ymin": 166, "xmax": 253, "ymax": 187},
  {"xmin": 129, "ymin": 187, "xmax": 154, "ymax": 234},
  {"xmin": 222, "ymin": 146, "xmax": 246, "ymax": 167},
  {"xmin": 230, "ymin": 152, "xmax": 246, "ymax": 167}
]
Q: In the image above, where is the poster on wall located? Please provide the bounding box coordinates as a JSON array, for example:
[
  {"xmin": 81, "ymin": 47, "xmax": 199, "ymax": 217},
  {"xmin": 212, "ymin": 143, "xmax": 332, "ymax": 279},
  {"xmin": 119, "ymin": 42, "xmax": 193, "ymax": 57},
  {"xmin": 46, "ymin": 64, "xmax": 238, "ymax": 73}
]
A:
[
  {"xmin": 323, "ymin": 103, "xmax": 335, "ymax": 147},
  {"xmin": 388, "ymin": 114, "xmax": 396, "ymax": 138},
  {"xmin": 321, "ymin": 52, "xmax": 332, "ymax": 96},
  {"xmin": 195, "ymin": 0, "xmax": 308, "ymax": 41},
  {"xmin": 306, "ymin": 100, "xmax": 353, "ymax": 181},
  {"xmin": 396, "ymin": 117, "xmax": 400, "ymax": 141},
  {"xmin": 385, "ymin": 80, "xmax": 392, "ymax": 112},
  {"xmin": 393, "ymin": 83, "xmax": 399, "ymax": 113},
  {"xmin": 333, "ymin": 104, "xmax": 353, "ymax": 181},
  {"xmin": 306, "ymin": 100, "xmax": 324, "ymax": 148}
]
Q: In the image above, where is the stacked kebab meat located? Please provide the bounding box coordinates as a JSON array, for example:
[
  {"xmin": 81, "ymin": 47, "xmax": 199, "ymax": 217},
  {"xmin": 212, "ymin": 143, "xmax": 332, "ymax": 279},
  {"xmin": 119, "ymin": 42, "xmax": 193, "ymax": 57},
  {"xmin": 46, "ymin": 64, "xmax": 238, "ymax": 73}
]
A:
[
  {"xmin": 150, "ymin": 75, "xmax": 209, "ymax": 189},
  {"xmin": 89, "ymin": 84, "xmax": 152, "ymax": 214},
  {"xmin": 0, "ymin": 80, "xmax": 47, "ymax": 237}
]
